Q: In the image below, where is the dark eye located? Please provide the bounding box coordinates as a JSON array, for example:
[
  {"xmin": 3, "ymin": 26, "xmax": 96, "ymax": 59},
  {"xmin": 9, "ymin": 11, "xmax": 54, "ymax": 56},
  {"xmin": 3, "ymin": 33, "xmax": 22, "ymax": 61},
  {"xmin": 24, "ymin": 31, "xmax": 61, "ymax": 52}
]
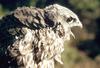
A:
[{"xmin": 66, "ymin": 17, "xmax": 73, "ymax": 22}]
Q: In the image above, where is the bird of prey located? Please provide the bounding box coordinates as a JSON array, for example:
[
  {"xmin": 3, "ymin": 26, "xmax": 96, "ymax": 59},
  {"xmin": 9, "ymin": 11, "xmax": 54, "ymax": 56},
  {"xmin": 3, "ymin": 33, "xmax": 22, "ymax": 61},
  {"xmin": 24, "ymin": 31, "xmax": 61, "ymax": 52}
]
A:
[{"xmin": 0, "ymin": 4, "xmax": 82, "ymax": 68}]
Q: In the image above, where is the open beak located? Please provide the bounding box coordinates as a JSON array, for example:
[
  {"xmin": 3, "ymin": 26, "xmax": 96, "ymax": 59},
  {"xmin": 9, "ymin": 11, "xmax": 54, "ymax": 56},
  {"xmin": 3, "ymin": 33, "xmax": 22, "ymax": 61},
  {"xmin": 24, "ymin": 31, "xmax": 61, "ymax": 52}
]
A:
[{"xmin": 69, "ymin": 20, "xmax": 83, "ymax": 39}]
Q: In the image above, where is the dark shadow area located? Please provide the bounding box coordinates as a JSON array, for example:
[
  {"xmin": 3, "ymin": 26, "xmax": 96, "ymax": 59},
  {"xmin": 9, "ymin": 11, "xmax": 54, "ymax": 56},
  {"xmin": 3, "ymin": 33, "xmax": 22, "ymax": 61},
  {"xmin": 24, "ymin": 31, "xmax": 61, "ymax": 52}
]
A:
[
  {"xmin": 0, "ymin": 14, "xmax": 27, "ymax": 68},
  {"xmin": 77, "ymin": 40, "xmax": 99, "ymax": 59},
  {"xmin": 94, "ymin": 17, "xmax": 100, "ymax": 44},
  {"xmin": 36, "ymin": 0, "xmax": 74, "ymax": 9},
  {"xmin": 77, "ymin": 17, "xmax": 100, "ymax": 59},
  {"xmin": 0, "ymin": 0, "xmax": 31, "ymax": 11}
]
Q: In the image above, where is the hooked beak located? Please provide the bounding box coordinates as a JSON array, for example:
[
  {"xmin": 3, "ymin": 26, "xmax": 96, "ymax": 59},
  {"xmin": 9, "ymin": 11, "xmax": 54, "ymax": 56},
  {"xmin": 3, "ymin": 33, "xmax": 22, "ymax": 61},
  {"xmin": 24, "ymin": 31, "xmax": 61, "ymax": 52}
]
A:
[
  {"xmin": 70, "ymin": 20, "xmax": 83, "ymax": 28},
  {"xmin": 77, "ymin": 21, "xmax": 83, "ymax": 28}
]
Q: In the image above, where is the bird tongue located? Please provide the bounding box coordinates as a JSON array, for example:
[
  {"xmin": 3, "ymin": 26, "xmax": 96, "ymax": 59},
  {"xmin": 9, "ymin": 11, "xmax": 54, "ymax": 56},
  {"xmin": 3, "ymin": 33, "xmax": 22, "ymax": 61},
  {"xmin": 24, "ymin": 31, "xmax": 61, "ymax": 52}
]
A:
[{"xmin": 70, "ymin": 31, "xmax": 75, "ymax": 39}]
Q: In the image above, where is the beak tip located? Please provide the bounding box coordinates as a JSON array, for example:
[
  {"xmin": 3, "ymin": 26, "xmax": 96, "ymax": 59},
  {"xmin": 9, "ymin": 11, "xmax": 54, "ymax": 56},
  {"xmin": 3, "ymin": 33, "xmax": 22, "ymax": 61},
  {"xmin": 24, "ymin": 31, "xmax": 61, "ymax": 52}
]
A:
[
  {"xmin": 80, "ymin": 23, "xmax": 83, "ymax": 28},
  {"xmin": 78, "ymin": 21, "xmax": 83, "ymax": 28}
]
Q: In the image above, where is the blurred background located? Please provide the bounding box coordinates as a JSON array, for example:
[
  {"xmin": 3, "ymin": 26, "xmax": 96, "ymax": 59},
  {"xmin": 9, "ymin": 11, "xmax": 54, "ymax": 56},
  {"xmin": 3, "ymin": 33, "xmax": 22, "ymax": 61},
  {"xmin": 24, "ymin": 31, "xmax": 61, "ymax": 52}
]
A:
[{"xmin": 0, "ymin": 0, "xmax": 100, "ymax": 68}]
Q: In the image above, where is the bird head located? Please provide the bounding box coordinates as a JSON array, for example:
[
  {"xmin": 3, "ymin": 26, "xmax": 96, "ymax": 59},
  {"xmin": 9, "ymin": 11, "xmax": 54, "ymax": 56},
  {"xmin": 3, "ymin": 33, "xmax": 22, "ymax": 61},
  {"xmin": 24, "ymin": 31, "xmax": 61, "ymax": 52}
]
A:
[
  {"xmin": 45, "ymin": 4, "xmax": 82, "ymax": 28},
  {"xmin": 45, "ymin": 4, "xmax": 83, "ymax": 40}
]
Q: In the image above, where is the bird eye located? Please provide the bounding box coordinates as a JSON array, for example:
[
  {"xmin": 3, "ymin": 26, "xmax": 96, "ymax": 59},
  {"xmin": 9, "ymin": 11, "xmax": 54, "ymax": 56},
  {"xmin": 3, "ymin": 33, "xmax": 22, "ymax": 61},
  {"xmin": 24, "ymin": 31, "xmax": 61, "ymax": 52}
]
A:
[{"xmin": 66, "ymin": 17, "xmax": 73, "ymax": 22}]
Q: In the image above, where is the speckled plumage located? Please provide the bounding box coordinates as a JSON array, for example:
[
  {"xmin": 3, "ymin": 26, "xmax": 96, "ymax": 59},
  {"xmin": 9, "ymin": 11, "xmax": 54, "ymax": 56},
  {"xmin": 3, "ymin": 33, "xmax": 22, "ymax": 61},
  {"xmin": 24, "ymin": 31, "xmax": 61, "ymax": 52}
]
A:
[{"xmin": 0, "ymin": 4, "xmax": 82, "ymax": 68}]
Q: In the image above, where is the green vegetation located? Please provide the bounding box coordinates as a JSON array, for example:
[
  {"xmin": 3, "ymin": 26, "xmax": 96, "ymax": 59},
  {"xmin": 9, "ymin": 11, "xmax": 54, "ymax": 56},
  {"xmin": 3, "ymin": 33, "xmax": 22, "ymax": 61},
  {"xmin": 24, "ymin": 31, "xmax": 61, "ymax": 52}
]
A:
[{"xmin": 70, "ymin": 0, "xmax": 99, "ymax": 10}]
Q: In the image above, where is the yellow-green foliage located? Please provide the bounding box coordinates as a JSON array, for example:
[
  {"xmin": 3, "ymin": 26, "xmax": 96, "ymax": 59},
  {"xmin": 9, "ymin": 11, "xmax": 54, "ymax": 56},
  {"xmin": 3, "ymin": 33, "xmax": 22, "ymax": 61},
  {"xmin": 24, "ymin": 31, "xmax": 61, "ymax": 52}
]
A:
[
  {"xmin": 0, "ymin": 5, "xmax": 5, "ymax": 16},
  {"xmin": 70, "ymin": 0, "xmax": 99, "ymax": 10},
  {"xmin": 61, "ymin": 41, "xmax": 85, "ymax": 68}
]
